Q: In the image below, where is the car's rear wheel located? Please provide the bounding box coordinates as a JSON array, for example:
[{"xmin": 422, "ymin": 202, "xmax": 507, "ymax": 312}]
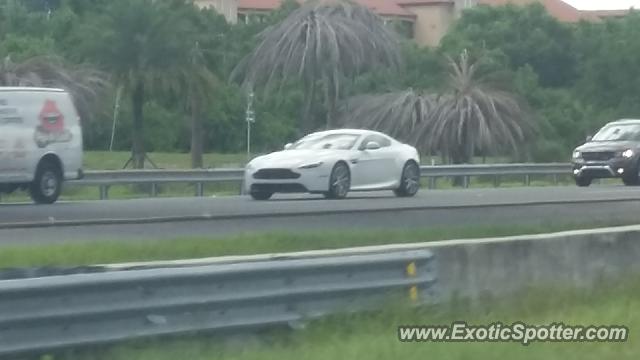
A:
[
  {"xmin": 394, "ymin": 161, "xmax": 420, "ymax": 197},
  {"xmin": 575, "ymin": 176, "xmax": 592, "ymax": 187},
  {"xmin": 30, "ymin": 161, "xmax": 62, "ymax": 204},
  {"xmin": 250, "ymin": 191, "xmax": 273, "ymax": 200},
  {"xmin": 324, "ymin": 162, "xmax": 350, "ymax": 199}
]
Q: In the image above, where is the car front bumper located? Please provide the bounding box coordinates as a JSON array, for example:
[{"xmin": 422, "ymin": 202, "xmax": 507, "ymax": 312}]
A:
[
  {"xmin": 572, "ymin": 157, "xmax": 636, "ymax": 179},
  {"xmin": 244, "ymin": 165, "xmax": 331, "ymax": 194}
]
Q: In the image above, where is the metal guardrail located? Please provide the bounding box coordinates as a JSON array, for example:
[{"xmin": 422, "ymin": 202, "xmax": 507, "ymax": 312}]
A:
[
  {"xmin": 68, "ymin": 163, "xmax": 573, "ymax": 200},
  {"xmin": 73, "ymin": 169, "xmax": 245, "ymax": 199},
  {"xmin": 0, "ymin": 250, "xmax": 434, "ymax": 358}
]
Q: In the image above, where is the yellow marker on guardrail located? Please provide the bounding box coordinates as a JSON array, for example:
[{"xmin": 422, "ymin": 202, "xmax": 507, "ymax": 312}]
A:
[{"xmin": 406, "ymin": 262, "xmax": 418, "ymax": 302}]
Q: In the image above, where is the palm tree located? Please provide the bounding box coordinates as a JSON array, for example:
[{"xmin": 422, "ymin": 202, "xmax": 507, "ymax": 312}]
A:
[
  {"xmin": 424, "ymin": 51, "xmax": 531, "ymax": 164},
  {"xmin": 232, "ymin": 0, "xmax": 402, "ymax": 133},
  {"xmin": 85, "ymin": 0, "xmax": 204, "ymax": 169},
  {"xmin": 339, "ymin": 51, "xmax": 531, "ymax": 164},
  {"xmin": 0, "ymin": 55, "xmax": 109, "ymax": 123},
  {"xmin": 182, "ymin": 41, "xmax": 219, "ymax": 168},
  {"xmin": 335, "ymin": 89, "xmax": 436, "ymax": 141}
]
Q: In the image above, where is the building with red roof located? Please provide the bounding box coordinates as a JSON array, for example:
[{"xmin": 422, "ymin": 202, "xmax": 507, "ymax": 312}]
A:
[{"xmin": 195, "ymin": 0, "xmax": 634, "ymax": 47}]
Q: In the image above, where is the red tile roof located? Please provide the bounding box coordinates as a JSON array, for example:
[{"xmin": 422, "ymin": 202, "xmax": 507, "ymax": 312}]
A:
[
  {"xmin": 238, "ymin": 0, "xmax": 427, "ymax": 17},
  {"xmin": 357, "ymin": 0, "xmax": 416, "ymax": 17},
  {"xmin": 239, "ymin": 0, "xmax": 287, "ymax": 11},
  {"xmin": 478, "ymin": 0, "xmax": 582, "ymax": 22},
  {"xmin": 580, "ymin": 9, "xmax": 633, "ymax": 20},
  {"xmin": 239, "ymin": 0, "xmax": 627, "ymax": 23},
  {"xmin": 397, "ymin": 0, "xmax": 453, "ymax": 5}
]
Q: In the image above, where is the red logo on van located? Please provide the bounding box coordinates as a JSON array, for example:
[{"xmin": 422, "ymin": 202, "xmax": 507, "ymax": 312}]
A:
[
  {"xmin": 39, "ymin": 100, "xmax": 65, "ymax": 132},
  {"xmin": 34, "ymin": 99, "xmax": 72, "ymax": 148}
]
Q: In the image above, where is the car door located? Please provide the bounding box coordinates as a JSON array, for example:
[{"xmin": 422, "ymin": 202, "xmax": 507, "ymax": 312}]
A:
[{"xmin": 350, "ymin": 135, "xmax": 396, "ymax": 188}]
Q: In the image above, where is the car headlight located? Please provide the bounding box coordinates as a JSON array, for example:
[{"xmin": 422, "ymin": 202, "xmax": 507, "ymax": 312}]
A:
[
  {"xmin": 299, "ymin": 161, "xmax": 323, "ymax": 169},
  {"xmin": 622, "ymin": 149, "xmax": 634, "ymax": 158},
  {"xmin": 572, "ymin": 150, "xmax": 581, "ymax": 159}
]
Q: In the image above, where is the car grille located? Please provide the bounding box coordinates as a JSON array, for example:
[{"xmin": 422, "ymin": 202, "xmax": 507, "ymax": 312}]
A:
[
  {"xmin": 582, "ymin": 151, "xmax": 615, "ymax": 161},
  {"xmin": 253, "ymin": 168, "xmax": 301, "ymax": 180},
  {"xmin": 251, "ymin": 183, "xmax": 308, "ymax": 193}
]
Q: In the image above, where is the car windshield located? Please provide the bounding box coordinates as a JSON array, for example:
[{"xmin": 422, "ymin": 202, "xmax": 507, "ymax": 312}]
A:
[
  {"xmin": 592, "ymin": 124, "xmax": 640, "ymax": 142},
  {"xmin": 288, "ymin": 134, "xmax": 360, "ymax": 150}
]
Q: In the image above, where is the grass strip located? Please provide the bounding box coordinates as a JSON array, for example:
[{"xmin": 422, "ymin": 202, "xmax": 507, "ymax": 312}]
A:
[{"xmin": 1, "ymin": 220, "xmax": 638, "ymax": 269}]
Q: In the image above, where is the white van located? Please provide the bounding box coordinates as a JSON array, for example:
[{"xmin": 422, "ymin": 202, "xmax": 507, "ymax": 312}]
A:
[{"xmin": 0, "ymin": 87, "xmax": 83, "ymax": 204}]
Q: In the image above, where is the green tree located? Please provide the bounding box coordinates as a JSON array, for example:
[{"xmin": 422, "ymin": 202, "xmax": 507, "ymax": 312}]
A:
[
  {"xmin": 574, "ymin": 14, "xmax": 640, "ymax": 118},
  {"xmin": 440, "ymin": 3, "xmax": 577, "ymax": 88},
  {"xmin": 75, "ymin": 0, "xmax": 211, "ymax": 168}
]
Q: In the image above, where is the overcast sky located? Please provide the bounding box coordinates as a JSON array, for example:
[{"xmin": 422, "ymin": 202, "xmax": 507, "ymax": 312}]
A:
[{"xmin": 564, "ymin": 0, "xmax": 640, "ymax": 10}]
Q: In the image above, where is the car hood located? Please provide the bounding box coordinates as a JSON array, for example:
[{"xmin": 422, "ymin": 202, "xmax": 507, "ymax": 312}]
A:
[
  {"xmin": 576, "ymin": 141, "xmax": 638, "ymax": 152},
  {"xmin": 248, "ymin": 149, "xmax": 340, "ymax": 168}
]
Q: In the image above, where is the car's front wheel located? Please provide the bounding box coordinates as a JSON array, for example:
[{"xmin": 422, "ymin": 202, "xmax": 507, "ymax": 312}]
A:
[
  {"xmin": 622, "ymin": 163, "xmax": 640, "ymax": 186},
  {"xmin": 575, "ymin": 176, "xmax": 592, "ymax": 187},
  {"xmin": 394, "ymin": 161, "xmax": 420, "ymax": 197},
  {"xmin": 324, "ymin": 162, "xmax": 350, "ymax": 199},
  {"xmin": 250, "ymin": 191, "xmax": 273, "ymax": 200}
]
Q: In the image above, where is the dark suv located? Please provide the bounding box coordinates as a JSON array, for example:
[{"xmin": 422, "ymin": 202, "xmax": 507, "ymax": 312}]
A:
[{"xmin": 572, "ymin": 119, "xmax": 640, "ymax": 187}]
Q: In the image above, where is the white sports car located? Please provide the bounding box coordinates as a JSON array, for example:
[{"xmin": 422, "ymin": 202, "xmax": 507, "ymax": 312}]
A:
[{"xmin": 244, "ymin": 129, "xmax": 421, "ymax": 200}]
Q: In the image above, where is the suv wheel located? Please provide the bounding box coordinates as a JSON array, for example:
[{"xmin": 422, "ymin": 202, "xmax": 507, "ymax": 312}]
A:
[
  {"xmin": 622, "ymin": 165, "xmax": 640, "ymax": 186},
  {"xmin": 575, "ymin": 176, "xmax": 592, "ymax": 187}
]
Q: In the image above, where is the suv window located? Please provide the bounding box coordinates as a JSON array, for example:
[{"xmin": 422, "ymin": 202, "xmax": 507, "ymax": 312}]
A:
[{"xmin": 592, "ymin": 123, "xmax": 640, "ymax": 142}]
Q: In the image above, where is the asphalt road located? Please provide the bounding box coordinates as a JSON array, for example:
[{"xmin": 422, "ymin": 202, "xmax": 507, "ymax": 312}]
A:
[{"xmin": 1, "ymin": 186, "xmax": 640, "ymax": 245}]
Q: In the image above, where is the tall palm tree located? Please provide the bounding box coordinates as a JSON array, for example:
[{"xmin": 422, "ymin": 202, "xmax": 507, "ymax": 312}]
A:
[
  {"xmin": 232, "ymin": 0, "xmax": 402, "ymax": 133},
  {"xmin": 339, "ymin": 51, "xmax": 531, "ymax": 164},
  {"xmin": 0, "ymin": 55, "xmax": 109, "ymax": 123},
  {"xmin": 182, "ymin": 41, "xmax": 219, "ymax": 168},
  {"xmin": 424, "ymin": 51, "xmax": 531, "ymax": 164},
  {"xmin": 85, "ymin": 0, "xmax": 203, "ymax": 169},
  {"xmin": 335, "ymin": 89, "xmax": 436, "ymax": 141}
]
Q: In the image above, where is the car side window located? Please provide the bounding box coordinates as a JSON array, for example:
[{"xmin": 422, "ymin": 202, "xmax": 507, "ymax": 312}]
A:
[
  {"xmin": 374, "ymin": 135, "xmax": 391, "ymax": 147},
  {"xmin": 359, "ymin": 134, "xmax": 391, "ymax": 150}
]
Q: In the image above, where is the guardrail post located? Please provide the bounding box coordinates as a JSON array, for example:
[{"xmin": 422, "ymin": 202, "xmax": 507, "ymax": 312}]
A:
[
  {"xmin": 493, "ymin": 175, "xmax": 500, "ymax": 187},
  {"xmin": 195, "ymin": 182, "xmax": 204, "ymax": 197},
  {"xmin": 428, "ymin": 177, "xmax": 436, "ymax": 190},
  {"xmin": 99, "ymin": 185, "xmax": 109, "ymax": 200},
  {"xmin": 150, "ymin": 183, "xmax": 158, "ymax": 197},
  {"xmin": 524, "ymin": 175, "xmax": 531, "ymax": 186},
  {"xmin": 463, "ymin": 176, "xmax": 470, "ymax": 188},
  {"xmin": 239, "ymin": 178, "xmax": 246, "ymax": 195}
]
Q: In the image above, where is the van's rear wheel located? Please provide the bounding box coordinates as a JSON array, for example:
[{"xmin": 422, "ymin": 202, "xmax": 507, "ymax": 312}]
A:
[{"xmin": 30, "ymin": 162, "xmax": 62, "ymax": 204}]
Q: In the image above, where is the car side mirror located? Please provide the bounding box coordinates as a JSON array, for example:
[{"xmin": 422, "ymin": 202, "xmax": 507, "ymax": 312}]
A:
[
  {"xmin": 284, "ymin": 143, "xmax": 293, "ymax": 150},
  {"xmin": 364, "ymin": 141, "xmax": 381, "ymax": 150},
  {"xmin": 585, "ymin": 135, "xmax": 592, "ymax": 143}
]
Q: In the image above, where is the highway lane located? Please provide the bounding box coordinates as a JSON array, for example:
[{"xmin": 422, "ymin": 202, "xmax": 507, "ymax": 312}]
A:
[{"xmin": 1, "ymin": 186, "xmax": 640, "ymax": 244}]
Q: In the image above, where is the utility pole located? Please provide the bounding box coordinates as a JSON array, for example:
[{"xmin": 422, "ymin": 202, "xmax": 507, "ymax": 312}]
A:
[
  {"xmin": 109, "ymin": 86, "xmax": 123, "ymax": 152},
  {"xmin": 246, "ymin": 91, "xmax": 255, "ymax": 161}
]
